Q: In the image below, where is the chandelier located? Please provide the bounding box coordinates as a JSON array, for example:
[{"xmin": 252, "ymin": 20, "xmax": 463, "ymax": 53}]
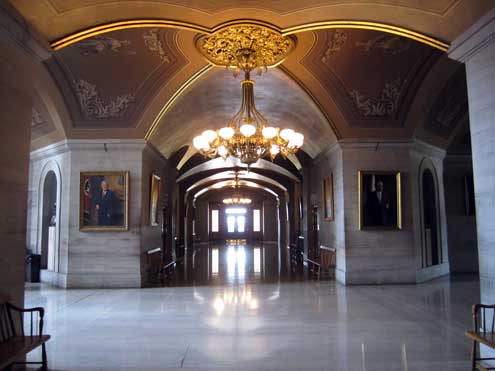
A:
[
  {"xmin": 223, "ymin": 197, "xmax": 252, "ymax": 205},
  {"xmin": 223, "ymin": 170, "xmax": 251, "ymax": 204},
  {"xmin": 193, "ymin": 25, "xmax": 304, "ymax": 165}
]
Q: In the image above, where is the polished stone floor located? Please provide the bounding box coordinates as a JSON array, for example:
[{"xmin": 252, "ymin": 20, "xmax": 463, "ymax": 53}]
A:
[
  {"xmin": 25, "ymin": 272, "xmax": 479, "ymax": 371},
  {"xmin": 172, "ymin": 242, "xmax": 306, "ymax": 286}
]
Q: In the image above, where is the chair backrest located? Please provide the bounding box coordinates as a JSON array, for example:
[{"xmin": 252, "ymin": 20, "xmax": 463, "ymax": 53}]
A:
[
  {"xmin": 473, "ymin": 304, "xmax": 495, "ymax": 333},
  {"xmin": 319, "ymin": 245, "xmax": 336, "ymax": 269},
  {"xmin": 0, "ymin": 294, "xmax": 14, "ymax": 343}
]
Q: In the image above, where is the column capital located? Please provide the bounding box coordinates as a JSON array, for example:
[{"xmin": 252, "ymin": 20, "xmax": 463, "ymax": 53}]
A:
[{"xmin": 449, "ymin": 8, "xmax": 495, "ymax": 63}]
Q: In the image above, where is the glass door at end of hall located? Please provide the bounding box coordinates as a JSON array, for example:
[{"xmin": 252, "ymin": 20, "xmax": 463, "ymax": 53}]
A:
[{"xmin": 225, "ymin": 207, "xmax": 247, "ymax": 239}]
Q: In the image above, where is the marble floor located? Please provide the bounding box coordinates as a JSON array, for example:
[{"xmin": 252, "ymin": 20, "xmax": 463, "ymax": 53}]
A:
[
  {"xmin": 24, "ymin": 273, "xmax": 479, "ymax": 371},
  {"xmin": 172, "ymin": 242, "xmax": 306, "ymax": 286}
]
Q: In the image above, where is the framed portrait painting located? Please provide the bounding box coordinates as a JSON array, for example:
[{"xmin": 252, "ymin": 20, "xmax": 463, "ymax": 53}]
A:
[
  {"xmin": 358, "ymin": 171, "xmax": 402, "ymax": 230},
  {"xmin": 149, "ymin": 173, "xmax": 161, "ymax": 226},
  {"xmin": 322, "ymin": 174, "xmax": 334, "ymax": 221},
  {"xmin": 80, "ymin": 171, "xmax": 129, "ymax": 231}
]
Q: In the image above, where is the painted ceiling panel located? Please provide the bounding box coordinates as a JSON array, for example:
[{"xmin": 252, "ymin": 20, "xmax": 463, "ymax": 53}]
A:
[
  {"xmin": 46, "ymin": 27, "xmax": 186, "ymax": 128},
  {"xmin": 302, "ymin": 29, "xmax": 441, "ymax": 128}
]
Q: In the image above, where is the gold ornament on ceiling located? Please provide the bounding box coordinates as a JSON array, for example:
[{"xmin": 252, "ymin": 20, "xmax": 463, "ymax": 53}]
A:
[
  {"xmin": 195, "ymin": 25, "xmax": 296, "ymax": 75},
  {"xmin": 193, "ymin": 25, "xmax": 303, "ymax": 166}
]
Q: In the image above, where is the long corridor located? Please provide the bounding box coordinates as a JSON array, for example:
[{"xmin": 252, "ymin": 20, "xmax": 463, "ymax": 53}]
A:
[
  {"xmin": 171, "ymin": 242, "xmax": 305, "ymax": 286},
  {"xmin": 25, "ymin": 274, "xmax": 479, "ymax": 371}
]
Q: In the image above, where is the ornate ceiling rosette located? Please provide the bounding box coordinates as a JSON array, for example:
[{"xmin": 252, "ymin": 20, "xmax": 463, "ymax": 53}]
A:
[{"xmin": 195, "ymin": 25, "xmax": 296, "ymax": 74}]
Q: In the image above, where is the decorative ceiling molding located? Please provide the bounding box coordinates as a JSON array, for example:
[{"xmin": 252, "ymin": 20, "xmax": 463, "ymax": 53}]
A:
[
  {"xmin": 355, "ymin": 34, "xmax": 411, "ymax": 55},
  {"xmin": 74, "ymin": 79, "xmax": 135, "ymax": 119},
  {"xmin": 77, "ymin": 35, "xmax": 136, "ymax": 56},
  {"xmin": 321, "ymin": 29, "xmax": 347, "ymax": 62},
  {"xmin": 349, "ymin": 77, "xmax": 405, "ymax": 117},
  {"xmin": 302, "ymin": 28, "xmax": 441, "ymax": 128},
  {"xmin": 46, "ymin": 27, "xmax": 186, "ymax": 128},
  {"xmin": 425, "ymin": 66, "xmax": 468, "ymax": 139},
  {"xmin": 49, "ymin": 19, "xmax": 449, "ymax": 52},
  {"xmin": 143, "ymin": 28, "xmax": 171, "ymax": 62}
]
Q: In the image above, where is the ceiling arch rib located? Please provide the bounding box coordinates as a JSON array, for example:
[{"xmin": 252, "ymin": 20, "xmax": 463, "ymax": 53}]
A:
[
  {"xmin": 177, "ymin": 157, "xmax": 300, "ymax": 183},
  {"xmin": 186, "ymin": 171, "xmax": 288, "ymax": 194},
  {"xmin": 49, "ymin": 19, "xmax": 449, "ymax": 52},
  {"xmin": 192, "ymin": 180, "xmax": 280, "ymax": 201},
  {"xmin": 11, "ymin": 0, "xmax": 492, "ymax": 48}
]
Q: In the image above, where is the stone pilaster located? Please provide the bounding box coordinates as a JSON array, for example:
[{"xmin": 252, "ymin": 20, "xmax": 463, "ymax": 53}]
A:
[{"xmin": 449, "ymin": 8, "xmax": 495, "ymax": 304}]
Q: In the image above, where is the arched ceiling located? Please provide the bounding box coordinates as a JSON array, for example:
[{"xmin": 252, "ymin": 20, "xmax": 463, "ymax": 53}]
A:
[
  {"xmin": 149, "ymin": 67, "xmax": 336, "ymax": 158},
  {"xmin": 8, "ymin": 0, "xmax": 488, "ymax": 160},
  {"xmin": 9, "ymin": 0, "xmax": 493, "ymax": 44}
]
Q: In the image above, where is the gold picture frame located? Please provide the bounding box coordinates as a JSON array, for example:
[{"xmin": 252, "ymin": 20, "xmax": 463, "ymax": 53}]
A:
[
  {"xmin": 322, "ymin": 174, "xmax": 334, "ymax": 221},
  {"xmin": 79, "ymin": 171, "xmax": 129, "ymax": 231},
  {"xmin": 149, "ymin": 173, "xmax": 161, "ymax": 226},
  {"xmin": 358, "ymin": 171, "xmax": 402, "ymax": 230}
]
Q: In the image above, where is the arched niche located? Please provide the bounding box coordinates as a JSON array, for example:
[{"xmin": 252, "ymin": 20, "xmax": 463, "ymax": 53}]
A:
[
  {"xmin": 418, "ymin": 158, "xmax": 443, "ymax": 268},
  {"xmin": 37, "ymin": 161, "xmax": 62, "ymax": 273}
]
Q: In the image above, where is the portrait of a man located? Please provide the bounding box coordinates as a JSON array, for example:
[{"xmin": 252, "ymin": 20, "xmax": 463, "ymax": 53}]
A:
[
  {"xmin": 80, "ymin": 171, "xmax": 129, "ymax": 231},
  {"xmin": 359, "ymin": 171, "xmax": 401, "ymax": 230}
]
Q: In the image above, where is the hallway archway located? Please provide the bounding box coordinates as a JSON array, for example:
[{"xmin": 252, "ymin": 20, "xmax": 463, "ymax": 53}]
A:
[{"xmin": 421, "ymin": 168, "xmax": 442, "ymax": 267}]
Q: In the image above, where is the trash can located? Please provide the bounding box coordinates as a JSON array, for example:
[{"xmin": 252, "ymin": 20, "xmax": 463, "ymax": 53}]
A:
[{"xmin": 26, "ymin": 254, "xmax": 41, "ymax": 283}]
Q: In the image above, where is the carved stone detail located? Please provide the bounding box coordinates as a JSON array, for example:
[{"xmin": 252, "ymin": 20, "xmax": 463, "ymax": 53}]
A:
[
  {"xmin": 77, "ymin": 36, "xmax": 136, "ymax": 56},
  {"xmin": 143, "ymin": 29, "xmax": 170, "ymax": 63},
  {"xmin": 321, "ymin": 30, "xmax": 347, "ymax": 62},
  {"xmin": 356, "ymin": 35, "xmax": 411, "ymax": 55},
  {"xmin": 31, "ymin": 107, "xmax": 44, "ymax": 128},
  {"xmin": 349, "ymin": 78, "xmax": 405, "ymax": 117},
  {"xmin": 74, "ymin": 79, "xmax": 134, "ymax": 119}
]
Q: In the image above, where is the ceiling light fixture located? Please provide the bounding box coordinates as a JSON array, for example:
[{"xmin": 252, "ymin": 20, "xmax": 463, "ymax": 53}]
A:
[{"xmin": 193, "ymin": 25, "xmax": 304, "ymax": 166}]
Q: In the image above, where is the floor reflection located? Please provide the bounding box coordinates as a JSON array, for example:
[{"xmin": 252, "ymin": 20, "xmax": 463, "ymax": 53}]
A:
[{"xmin": 172, "ymin": 241, "xmax": 305, "ymax": 286}]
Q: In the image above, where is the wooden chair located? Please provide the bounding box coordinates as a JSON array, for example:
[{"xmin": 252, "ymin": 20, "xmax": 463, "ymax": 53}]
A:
[
  {"xmin": 319, "ymin": 245, "xmax": 336, "ymax": 279},
  {"xmin": 0, "ymin": 294, "xmax": 50, "ymax": 370},
  {"xmin": 466, "ymin": 304, "xmax": 495, "ymax": 371}
]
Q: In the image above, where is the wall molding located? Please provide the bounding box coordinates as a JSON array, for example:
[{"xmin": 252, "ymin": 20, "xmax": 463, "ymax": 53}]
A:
[{"xmin": 449, "ymin": 8, "xmax": 495, "ymax": 63}]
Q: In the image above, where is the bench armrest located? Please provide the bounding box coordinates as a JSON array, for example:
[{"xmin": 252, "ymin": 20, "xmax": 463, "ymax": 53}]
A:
[{"xmin": 5, "ymin": 303, "xmax": 45, "ymax": 336}]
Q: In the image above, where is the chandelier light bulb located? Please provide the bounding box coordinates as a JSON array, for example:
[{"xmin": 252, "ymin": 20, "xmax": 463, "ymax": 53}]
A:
[
  {"xmin": 240, "ymin": 124, "xmax": 256, "ymax": 137},
  {"xmin": 262, "ymin": 126, "xmax": 278, "ymax": 139},
  {"xmin": 218, "ymin": 145, "xmax": 228, "ymax": 157},
  {"xmin": 202, "ymin": 130, "xmax": 218, "ymax": 143},
  {"xmin": 218, "ymin": 127, "xmax": 235, "ymax": 140},
  {"xmin": 280, "ymin": 128, "xmax": 295, "ymax": 142},
  {"xmin": 193, "ymin": 135, "xmax": 208, "ymax": 150},
  {"xmin": 270, "ymin": 144, "xmax": 280, "ymax": 156},
  {"xmin": 289, "ymin": 132, "xmax": 304, "ymax": 148}
]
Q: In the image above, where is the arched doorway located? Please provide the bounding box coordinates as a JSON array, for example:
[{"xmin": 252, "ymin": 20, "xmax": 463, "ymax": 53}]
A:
[
  {"xmin": 422, "ymin": 169, "xmax": 441, "ymax": 267},
  {"xmin": 40, "ymin": 171, "xmax": 58, "ymax": 270}
]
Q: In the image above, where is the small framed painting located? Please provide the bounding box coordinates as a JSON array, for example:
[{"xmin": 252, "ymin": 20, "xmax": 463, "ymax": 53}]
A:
[
  {"xmin": 80, "ymin": 171, "xmax": 129, "ymax": 231},
  {"xmin": 358, "ymin": 171, "xmax": 402, "ymax": 230},
  {"xmin": 149, "ymin": 173, "xmax": 161, "ymax": 226},
  {"xmin": 322, "ymin": 174, "xmax": 334, "ymax": 221}
]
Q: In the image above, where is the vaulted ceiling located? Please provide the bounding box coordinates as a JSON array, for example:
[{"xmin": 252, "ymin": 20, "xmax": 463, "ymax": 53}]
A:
[{"xmin": 9, "ymin": 0, "xmax": 489, "ymax": 161}]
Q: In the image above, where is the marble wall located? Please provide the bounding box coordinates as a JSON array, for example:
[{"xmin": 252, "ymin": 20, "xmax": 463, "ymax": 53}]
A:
[
  {"xmin": 310, "ymin": 144, "xmax": 346, "ymax": 283},
  {"xmin": 0, "ymin": 85, "xmax": 31, "ymax": 306},
  {"xmin": 444, "ymin": 155, "xmax": 478, "ymax": 273},
  {"xmin": 341, "ymin": 142, "xmax": 416, "ymax": 284},
  {"xmin": 27, "ymin": 140, "xmax": 170, "ymax": 288},
  {"xmin": 450, "ymin": 8, "xmax": 495, "ymax": 306}
]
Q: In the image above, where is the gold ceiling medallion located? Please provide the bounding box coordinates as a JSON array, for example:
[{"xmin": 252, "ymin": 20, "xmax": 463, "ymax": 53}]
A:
[
  {"xmin": 195, "ymin": 25, "xmax": 296, "ymax": 75},
  {"xmin": 192, "ymin": 25, "xmax": 303, "ymax": 166}
]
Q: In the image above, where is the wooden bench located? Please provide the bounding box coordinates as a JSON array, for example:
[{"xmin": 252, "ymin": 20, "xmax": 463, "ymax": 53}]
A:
[
  {"xmin": 466, "ymin": 304, "xmax": 495, "ymax": 371},
  {"xmin": 0, "ymin": 294, "xmax": 50, "ymax": 370}
]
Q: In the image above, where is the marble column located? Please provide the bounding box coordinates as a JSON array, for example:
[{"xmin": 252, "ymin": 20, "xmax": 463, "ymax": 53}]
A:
[
  {"xmin": 0, "ymin": 83, "xmax": 32, "ymax": 306},
  {"xmin": 449, "ymin": 9, "xmax": 495, "ymax": 304}
]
